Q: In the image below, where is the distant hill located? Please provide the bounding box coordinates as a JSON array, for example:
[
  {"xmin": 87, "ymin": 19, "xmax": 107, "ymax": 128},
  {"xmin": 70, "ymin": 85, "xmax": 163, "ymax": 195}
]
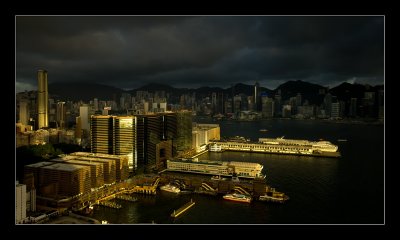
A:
[
  {"xmin": 329, "ymin": 82, "xmax": 383, "ymax": 102},
  {"xmin": 275, "ymin": 80, "xmax": 327, "ymax": 105},
  {"xmin": 225, "ymin": 83, "xmax": 273, "ymax": 97},
  {"xmin": 131, "ymin": 82, "xmax": 179, "ymax": 93},
  {"xmin": 48, "ymin": 82, "xmax": 125, "ymax": 102},
  {"xmin": 43, "ymin": 80, "xmax": 382, "ymax": 105}
]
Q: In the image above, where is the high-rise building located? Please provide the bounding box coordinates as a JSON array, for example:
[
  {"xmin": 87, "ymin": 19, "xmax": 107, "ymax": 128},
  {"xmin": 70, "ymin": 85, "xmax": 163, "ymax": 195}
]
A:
[
  {"xmin": 93, "ymin": 98, "xmax": 99, "ymax": 111},
  {"xmin": 16, "ymin": 181, "xmax": 27, "ymax": 223},
  {"xmin": 56, "ymin": 101, "xmax": 66, "ymax": 129},
  {"xmin": 91, "ymin": 115, "xmax": 115, "ymax": 154},
  {"xmin": 136, "ymin": 114, "xmax": 172, "ymax": 172},
  {"xmin": 19, "ymin": 101, "xmax": 29, "ymax": 125},
  {"xmin": 261, "ymin": 96, "xmax": 274, "ymax": 118},
  {"xmin": 324, "ymin": 93, "xmax": 332, "ymax": 118},
  {"xmin": 37, "ymin": 70, "xmax": 48, "ymax": 129},
  {"xmin": 349, "ymin": 98, "xmax": 357, "ymax": 117},
  {"xmin": 79, "ymin": 104, "xmax": 90, "ymax": 132},
  {"xmin": 91, "ymin": 115, "xmax": 136, "ymax": 171},
  {"xmin": 169, "ymin": 111, "xmax": 192, "ymax": 154},
  {"xmin": 331, "ymin": 102, "xmax": 340, "ymax": 119},
  {"xmin": 115, "ymin": 116, "xmax": 136, "ymax": 171},
  {"xmin": 211, "ymin": 92, "xmax": 217, "ymax": 113}
]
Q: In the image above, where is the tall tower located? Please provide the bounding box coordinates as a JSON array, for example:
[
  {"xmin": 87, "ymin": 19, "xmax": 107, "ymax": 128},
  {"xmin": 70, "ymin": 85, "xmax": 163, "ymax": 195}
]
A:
[
  {"xmin": 37, "ymin": 70, "xmax": 48, "ymax": 129},
  {"xmin": 56, "ymin": 101, "xmax": 66, "ymax": 129}
]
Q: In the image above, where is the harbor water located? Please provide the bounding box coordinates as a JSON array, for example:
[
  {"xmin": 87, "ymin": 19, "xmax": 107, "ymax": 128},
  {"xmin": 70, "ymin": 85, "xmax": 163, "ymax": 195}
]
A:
[{"xmin": 91, "ymin": 119, "xmax": 384, "ymax": 224}]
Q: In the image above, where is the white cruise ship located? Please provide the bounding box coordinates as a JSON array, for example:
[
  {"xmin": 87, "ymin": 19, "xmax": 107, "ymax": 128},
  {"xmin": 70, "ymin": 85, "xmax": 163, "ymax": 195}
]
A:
[
  {"xmin": 208, "ymin": 136, "xmax": 340, "ymax": 157},
  {"xmin": 223, "ymin": 193, "xmax": 252, "ymax": 203},
  {"xmin": 259, "ymin": 137, "xmax": 338, "ymax": 152},
  {"xmin": 160, "ymin": 184, "xmax": 181, "ymax": 193}
]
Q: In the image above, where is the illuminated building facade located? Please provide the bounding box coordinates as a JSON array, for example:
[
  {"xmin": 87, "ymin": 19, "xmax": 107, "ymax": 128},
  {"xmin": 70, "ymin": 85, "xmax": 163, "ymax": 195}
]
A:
[
  {"xmin": 37, "ymin": 69, "xmax": 48, "ymax": 129},
  {"xmin": 90, "ymin": 115, "xmax": 136, "ymax": 171}
]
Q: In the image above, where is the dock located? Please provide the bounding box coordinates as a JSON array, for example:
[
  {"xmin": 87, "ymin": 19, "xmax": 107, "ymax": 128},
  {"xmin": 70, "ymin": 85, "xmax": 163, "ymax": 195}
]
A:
[
  {"xmin": 97, "ymin": 200, "xmax": 122, "ymax": 209},
  {"xmin": 115, "ymin": 194, "xmax": 138, "ymax": 202},
  {"xmin": 170, "ymin": 199, "xmax": 195, "ymax": 218}
]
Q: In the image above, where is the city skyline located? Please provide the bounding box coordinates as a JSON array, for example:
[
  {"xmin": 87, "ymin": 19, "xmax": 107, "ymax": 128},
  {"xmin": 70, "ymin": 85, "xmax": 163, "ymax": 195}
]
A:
[{"xmin": 16, "ymin": 16, "xmax": 384, "ymax": 93}]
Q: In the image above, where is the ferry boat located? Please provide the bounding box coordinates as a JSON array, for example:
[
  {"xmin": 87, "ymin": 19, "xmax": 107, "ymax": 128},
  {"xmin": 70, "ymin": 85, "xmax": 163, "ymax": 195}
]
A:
[
  {"xmin": 160, "ymin": 184, "xmax": 181, "ymax": 193},
  {"xmin": 223, "ymin": 193, "xmax": 252, "ymax": 203}
]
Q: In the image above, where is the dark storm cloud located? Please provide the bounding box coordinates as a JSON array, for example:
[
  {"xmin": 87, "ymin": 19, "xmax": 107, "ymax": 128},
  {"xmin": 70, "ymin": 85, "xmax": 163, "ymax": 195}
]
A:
[{"xmin": 16, "ymin": 16, "xmax": 384, "ymax": 92}]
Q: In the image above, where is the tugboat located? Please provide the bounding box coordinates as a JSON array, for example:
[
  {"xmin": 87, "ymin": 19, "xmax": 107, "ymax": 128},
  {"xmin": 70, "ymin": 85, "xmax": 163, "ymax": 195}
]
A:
[{"xmin": 259, "ymin": 188, "xmax": 289, "ymax": 203}]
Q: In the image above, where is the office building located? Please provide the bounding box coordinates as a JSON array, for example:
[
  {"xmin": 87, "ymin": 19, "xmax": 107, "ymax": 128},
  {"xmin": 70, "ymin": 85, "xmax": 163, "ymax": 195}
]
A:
[
  {"xmin": 79, "ymin": 104, "xmax": 90, "ymax": 132},
  {"xmin": 114, "ymin": 116, "xmax": 136, "ymax": 171},
  {"xmin": 37, "ymin": 69, "xmax": 48, "ymax": 129},
  {"xmin": 56, "ymin": 101, "xmax": 66, "ymax": 129},
  {"xmin": 261, "ymin": 96, "xmax": 274, "ymax": 118},
  {"xmin": 91, "ymin": 115, "xmax": 114, "ymax": 154},
  {"xmin": 16, "ymin": 181, "xmax": 27, "ymax": 223},
  {"xmin": 91, "ymin": 115, "xmax": 135, "ymax": 171}
]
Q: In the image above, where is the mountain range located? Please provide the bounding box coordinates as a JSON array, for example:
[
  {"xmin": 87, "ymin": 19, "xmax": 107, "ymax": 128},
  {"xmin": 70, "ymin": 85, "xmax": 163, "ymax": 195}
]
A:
[{"xmin": 45, "ymin": 80, "xmax": 383, "ymax": 105}]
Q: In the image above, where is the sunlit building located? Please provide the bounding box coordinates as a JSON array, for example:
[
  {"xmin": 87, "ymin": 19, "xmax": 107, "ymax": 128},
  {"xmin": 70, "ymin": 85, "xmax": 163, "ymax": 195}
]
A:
[
  {"xmin": 115, "ymin": 116, "xmax": 136, "ymax": 171},
  {"xmin": 91, "ymin": 115, "xmax": 115, "ymax": 154},
  {"xmin": 90, "ymin": 115, "xmax": 136, "ymax": 171},
  {"xmin": 68, "ymin": 152, "xmax": 128, "ymax": 182},
  {"xmin": 37, "ymin": 69, "xmax": 48, "ymax": 129},
  {"xmin": 192, "ymin": 123, "xmax": 220, "ymax": 152}
]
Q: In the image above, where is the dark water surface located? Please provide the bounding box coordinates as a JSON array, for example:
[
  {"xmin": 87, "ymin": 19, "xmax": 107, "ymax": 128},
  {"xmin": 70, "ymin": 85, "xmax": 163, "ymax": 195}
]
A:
[{"xmin": 91, "ymin": 119, "xmax": 384, "ymax": 224}]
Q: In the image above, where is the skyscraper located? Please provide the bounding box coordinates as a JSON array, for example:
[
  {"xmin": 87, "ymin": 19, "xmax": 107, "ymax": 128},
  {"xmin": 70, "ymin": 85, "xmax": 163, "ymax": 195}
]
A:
[
  {"xmin": 114, "ymin": 116, "xmax": 136, "ymax": 171},
  {"xmin": 37, "ymin": 70, "xmax": 48, "ymax": 129},
  {"xmin": 56, "ymin": 101, "xmax": 66, "ymax": 129},
  {"xmin": 19, "ymin": 101, "xmax": 29, "ymax": 125},
  {"xmin": 16, "ymin": 181, "xmax": 26, "ymax": 223},
  {"xmin": 91, "ymin": 115, "xmax": 115, "ymax": 154},
  {"xmin": 91, "ymin": 115, "xmax": 136, "ymax": 171},
  {"xmin": 79, "ymin": 105, "xmax": 90, "ymax": 132}
]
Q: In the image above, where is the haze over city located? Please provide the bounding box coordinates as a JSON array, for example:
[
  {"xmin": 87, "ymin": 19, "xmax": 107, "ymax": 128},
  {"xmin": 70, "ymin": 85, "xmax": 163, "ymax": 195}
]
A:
[{"xmin": 16, "ymin": 16, "xmax": 384, "ymax": 93}]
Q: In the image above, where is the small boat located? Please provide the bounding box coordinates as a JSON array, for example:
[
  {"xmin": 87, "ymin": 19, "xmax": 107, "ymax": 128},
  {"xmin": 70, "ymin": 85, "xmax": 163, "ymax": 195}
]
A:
[
  {"xmin": 259, "ymin": 129, "xmax": 268, "ymax": 133},
  {"xmin": 337, "ymin": 139, "xmax": 348, "ymax": 142},
  {"xmin": 259, "ymin": 193, "xmax": 289, "ymax": 203},
  {"xmin": 160, "ymin": 184, "xmax": 181, "ymax": 193},
  {"xmin": 259, "ymin": 187, "xmax": 289, "ymax": 203},
  {"xmin": 223, "ymin": 193, "xmax": 252, "ymax": 203}
]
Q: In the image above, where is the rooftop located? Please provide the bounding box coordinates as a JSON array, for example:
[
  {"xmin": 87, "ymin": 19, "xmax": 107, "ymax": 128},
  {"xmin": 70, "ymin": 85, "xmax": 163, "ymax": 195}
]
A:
[
  {"xmin": 25, "ymin": 161, "xmax": 54, "ymax": 168},
  {"xmin": 41, "ymin": 163, "xmax": 88, "ymax": 172}
]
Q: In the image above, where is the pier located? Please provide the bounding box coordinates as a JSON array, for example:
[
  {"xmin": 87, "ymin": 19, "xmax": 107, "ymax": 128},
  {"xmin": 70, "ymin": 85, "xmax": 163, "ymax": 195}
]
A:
[
  {"xmin": 97, "ymin": 200, "xmax": 122, "ymax": 209},
  {"xmin": 170, "ymin": 199, "xmax": 195, "ymax": 218},
  {"xmin": 116, "ymin": 194, "xmax": 138, "ymax": 202}
]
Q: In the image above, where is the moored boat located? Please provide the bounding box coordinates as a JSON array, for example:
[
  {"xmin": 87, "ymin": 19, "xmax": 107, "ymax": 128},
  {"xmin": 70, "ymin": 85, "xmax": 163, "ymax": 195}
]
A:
[
  {"xmin": 223, "ymin": 193, "xmax": 252, "ymax": 203},
  {"xmin": 160, "ymin": 184, "xmax": 181, "ymax": 193},
  {"xmin": 259, "ymin": 188, "xmax": 289, "ymax": 203}
]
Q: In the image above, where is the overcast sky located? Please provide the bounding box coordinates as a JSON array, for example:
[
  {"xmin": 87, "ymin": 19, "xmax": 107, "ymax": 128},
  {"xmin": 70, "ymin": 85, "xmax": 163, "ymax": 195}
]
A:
[{"xmin": 16, "ymin": 16, "xmax": 384, "ymax": 92}]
